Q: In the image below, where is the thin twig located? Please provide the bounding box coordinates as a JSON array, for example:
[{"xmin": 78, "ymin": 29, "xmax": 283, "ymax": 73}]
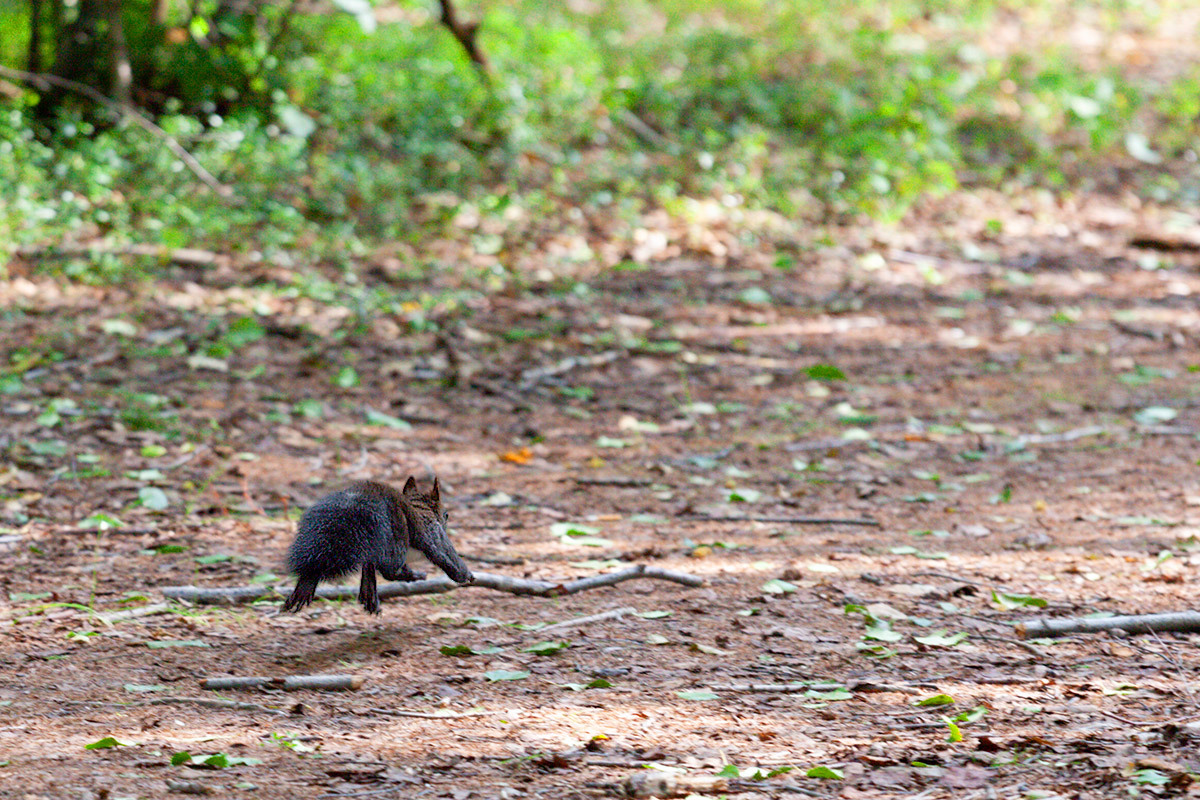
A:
[
  {"xmin": 97, "ymin": 603, "xmax": 171, "ymax": 625},
  {"xmin": 467, "ymin": 377, "xmax": 529, "ymax": 409},
  {"xmin": 911, "ymin": 571, "xmax": 995, "ymax": 588},
  {"xmin": 58, "ymin": 526, "xmax": 158, "ymax": 536},
  {"xmin": 615, "ymin": 109, "xmax": 669, "ymax": 148},
  {"xmin": 1009, "ymin": 425, "xmax": 1108, "ymax": 447},
  {"xmin": 498, "ymin": 606, "xmax": 638, "ymax": 645},
  {"xmin": 0, "ymin": 65, "xmax": 236, "ymax": 200},
  {"xmin": 519, "ymin": 350, "xmax": 623, "ymax": 388},
  {"xmin": 368, "ymin": 707, "xmax": 493, "ymax": 719},
  {"xmin": 141, "ymin": 696, "xmax": 284, "ymax": 714},
  {"xmin": 972, "ymin": 633, "xmax": 1046, "ymax": 658},
  {"xmin": 681, "ymin": 514, "xmax": 880, "ymax": 526},
  {"xmin": 317, "ymin": 787, "xmax": 411, "ymax": 799},
  {"xmin": 731, "ymin": 781, "xmax": 822, "ymax": 797},
  {"xmin": 710, "ymin": 681, "xmax": 921, "ymax": 695}
]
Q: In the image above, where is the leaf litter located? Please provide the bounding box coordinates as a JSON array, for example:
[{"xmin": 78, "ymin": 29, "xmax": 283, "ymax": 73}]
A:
[{"xmin": 5, "ymin": 175, "xmax": 1200, "ymax": 800}]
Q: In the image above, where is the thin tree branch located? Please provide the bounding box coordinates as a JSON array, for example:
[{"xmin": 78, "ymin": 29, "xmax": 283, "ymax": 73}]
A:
[
  {"xmin": 437, "ymin": 0, "xmax": 489, "ymax": 75},
  {"xmin": 0, "ymin": 64, "xmax": 237, "ymax": 201},
  {"xmin": 160, "ymin": 565, "xmax": 705, "ymax": 606}
]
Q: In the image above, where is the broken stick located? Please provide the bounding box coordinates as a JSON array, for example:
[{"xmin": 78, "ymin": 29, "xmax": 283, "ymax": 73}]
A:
[
  {"xmin": 1017, "ymin": 611, "xmax": 1200, "ymax": 639},
  {"xmin": 681, "ymin": 514, "xmax": 880, "ymax": 526},
  {"xmin": 143, "ymin": 696, "xmax": 284, "ymax": 714},
  {"xmin": 161, "ymin": 565, "xmax": 704, "ymax": 606},
  {"xmin": 201, "ymin": 675, "xmax": 362, "ymax": 692}
]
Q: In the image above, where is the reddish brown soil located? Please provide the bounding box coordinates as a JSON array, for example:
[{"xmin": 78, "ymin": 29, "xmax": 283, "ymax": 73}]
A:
[{"xmin": 3, "ymin": 190, "xmax": 1200, "ymax": 799}]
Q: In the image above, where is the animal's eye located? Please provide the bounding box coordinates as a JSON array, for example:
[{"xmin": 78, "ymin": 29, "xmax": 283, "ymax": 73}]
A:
[{"xmin": 443, "ymin": 511, "xmax": 450, "ymax": 522}]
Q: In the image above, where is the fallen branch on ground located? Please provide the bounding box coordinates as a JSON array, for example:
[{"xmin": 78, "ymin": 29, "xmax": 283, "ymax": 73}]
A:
[
  {"xmin": 1017, "ymin": 611, "xmax": 1200, "ymax": 639},
  {"xmin": 498, "ymin": 606, "xmax": 638, "ymax": 646},
  {"xmin": 462, "ymin": 552, "xmax": 525, "ymax": 566},
  {"xmin": 201, "ymin": 675, "xmax": 362, "ymax": 692},
  {"xmin": 911, "ymin": 571, "xmax": 995, "ymax": 588},
  {"xmin": 710, "ymin": 681, "xmax": 921, "ymax": 695},
  {"xmin": 142, "ymin": 696, "xmax": 283, "ymax": 714},
  {"xmin": 59, "ymin": 526, "xmax": 158, "ymax": 536},
  {"xmin": 17, "ymin": 242, "xmax": 222, "ymax": 267},
  {"xmin": 368, "ymin": 707, "xmax": 493, "ymax": 719},
  {"xmin": 681, "ymin": 514, "xmax": 880, "ymax": 526},
  {"xmin": 519, "ymin": 350, "xmax": 623, "ymax": 388},
  {"xmin": 97, "ymin": 603, "xmax": 170, "ymax": 625},
  {"xmin": 574, "ymin": 476, "xmax": 654, "ymax": 487},
  {"xmin": 160, "ymin": 565, "xmax": 705, "ymax": 606},
  {"xmin": 615, "ymin": 108, "xmax": 670, "ymax": 148},
  {"xmin": 1009, "ymin": 425, "xmax": 1108, "ymax": 447}
]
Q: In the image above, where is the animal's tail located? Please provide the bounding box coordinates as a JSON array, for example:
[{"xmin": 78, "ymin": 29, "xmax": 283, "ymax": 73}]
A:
[{"xmin": 282, "ymin": 575, "xmax": 319, "ymax": 612}]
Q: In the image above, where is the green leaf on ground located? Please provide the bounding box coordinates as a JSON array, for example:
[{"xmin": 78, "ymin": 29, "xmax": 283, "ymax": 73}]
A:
[
  {"xmin": 805, "ymin": 364, "xmax": 846, "ymax": 381},
  {"xmin": 913, "ymin": 630, "xmax": 969, "ymax": 647},
  {"xmin": 522, "ymin": 640, "xmax": 570, "ymax": 655},
  {"xmin": 440, "ymin": 644, "xmax": 503, "ymax": 656},
  {"xmin": 991, "ymin": 591, "xmax": 1047, "ymax": 610},
  {"xmin": 85, "ymin": 737, "xmax": 137, "ymax": 750}
]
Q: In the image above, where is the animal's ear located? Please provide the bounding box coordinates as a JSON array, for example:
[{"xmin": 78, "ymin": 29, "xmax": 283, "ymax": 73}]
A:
[
  {"xmin": 402, "ymin": 476, "xmax": 418, "ymax": 496},
  {"xmin": 431, "ymin": 476, "xmax": 441, "ymax": 507}
]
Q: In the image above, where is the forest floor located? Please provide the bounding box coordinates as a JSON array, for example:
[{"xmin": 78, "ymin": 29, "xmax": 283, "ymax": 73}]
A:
[{"xmin": 3, "ymin": 186, "xmax": 1200, "ymax": 799}]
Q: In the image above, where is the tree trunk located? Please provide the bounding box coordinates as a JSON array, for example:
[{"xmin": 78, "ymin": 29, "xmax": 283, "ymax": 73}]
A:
[
  {"xmin": 106, "ymin": 0, "xmax": 132, "ymax": 106},
  {"xmin": 40, "ymin": 0, "xmax": 105, "ymax": 113},
  {"xmin": 28, "ymin": 0, "xmax": 43, "ymax": 72}
]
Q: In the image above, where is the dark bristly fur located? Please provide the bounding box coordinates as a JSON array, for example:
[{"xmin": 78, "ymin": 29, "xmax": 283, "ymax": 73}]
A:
[{"xmin": 282, "ymin": 476, "xmax": 474, "ymax": 614}]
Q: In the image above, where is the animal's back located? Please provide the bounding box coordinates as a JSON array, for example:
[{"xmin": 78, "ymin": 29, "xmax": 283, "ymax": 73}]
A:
[{"xmin": 287, "ymin": 487, "xmax": 390, "ymax": 579}]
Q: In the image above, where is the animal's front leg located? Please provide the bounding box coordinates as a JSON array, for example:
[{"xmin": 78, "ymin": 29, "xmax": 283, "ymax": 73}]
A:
[{"xmin": 398, "ymin": 564, "xmax": 426, "ymax": 581}]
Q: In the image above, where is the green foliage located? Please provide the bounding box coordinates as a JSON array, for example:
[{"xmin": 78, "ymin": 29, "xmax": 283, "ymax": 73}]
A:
[{"xmin": 0, "ymin": 0, "xmax": 1187, "ymax": 276}]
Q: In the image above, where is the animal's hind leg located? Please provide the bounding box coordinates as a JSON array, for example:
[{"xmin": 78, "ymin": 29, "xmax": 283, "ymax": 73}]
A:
[
  {"xmin": 358, "ymin": 566, "xmax": 381, "ymax": 615},
  {"xmin": 283, "ymin": 575, "xmax": 319, "ymax": 612}
]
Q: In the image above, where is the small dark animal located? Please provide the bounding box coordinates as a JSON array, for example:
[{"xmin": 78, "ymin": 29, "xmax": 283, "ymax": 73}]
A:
[{"xmin": 283, "ymin": 476, "xmax": 474, "ymax": 614}]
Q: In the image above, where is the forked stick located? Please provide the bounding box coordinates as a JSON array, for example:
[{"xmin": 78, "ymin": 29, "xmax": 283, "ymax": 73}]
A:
[{"xmin": 161, "ymin": 565, "xmax": 704, "ymax": 606}]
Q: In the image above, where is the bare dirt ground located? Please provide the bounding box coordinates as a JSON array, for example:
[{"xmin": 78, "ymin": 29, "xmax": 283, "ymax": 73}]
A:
[{"xmin": 3, "ymin": 189, "xmax": 1200, "ymax": 799}]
